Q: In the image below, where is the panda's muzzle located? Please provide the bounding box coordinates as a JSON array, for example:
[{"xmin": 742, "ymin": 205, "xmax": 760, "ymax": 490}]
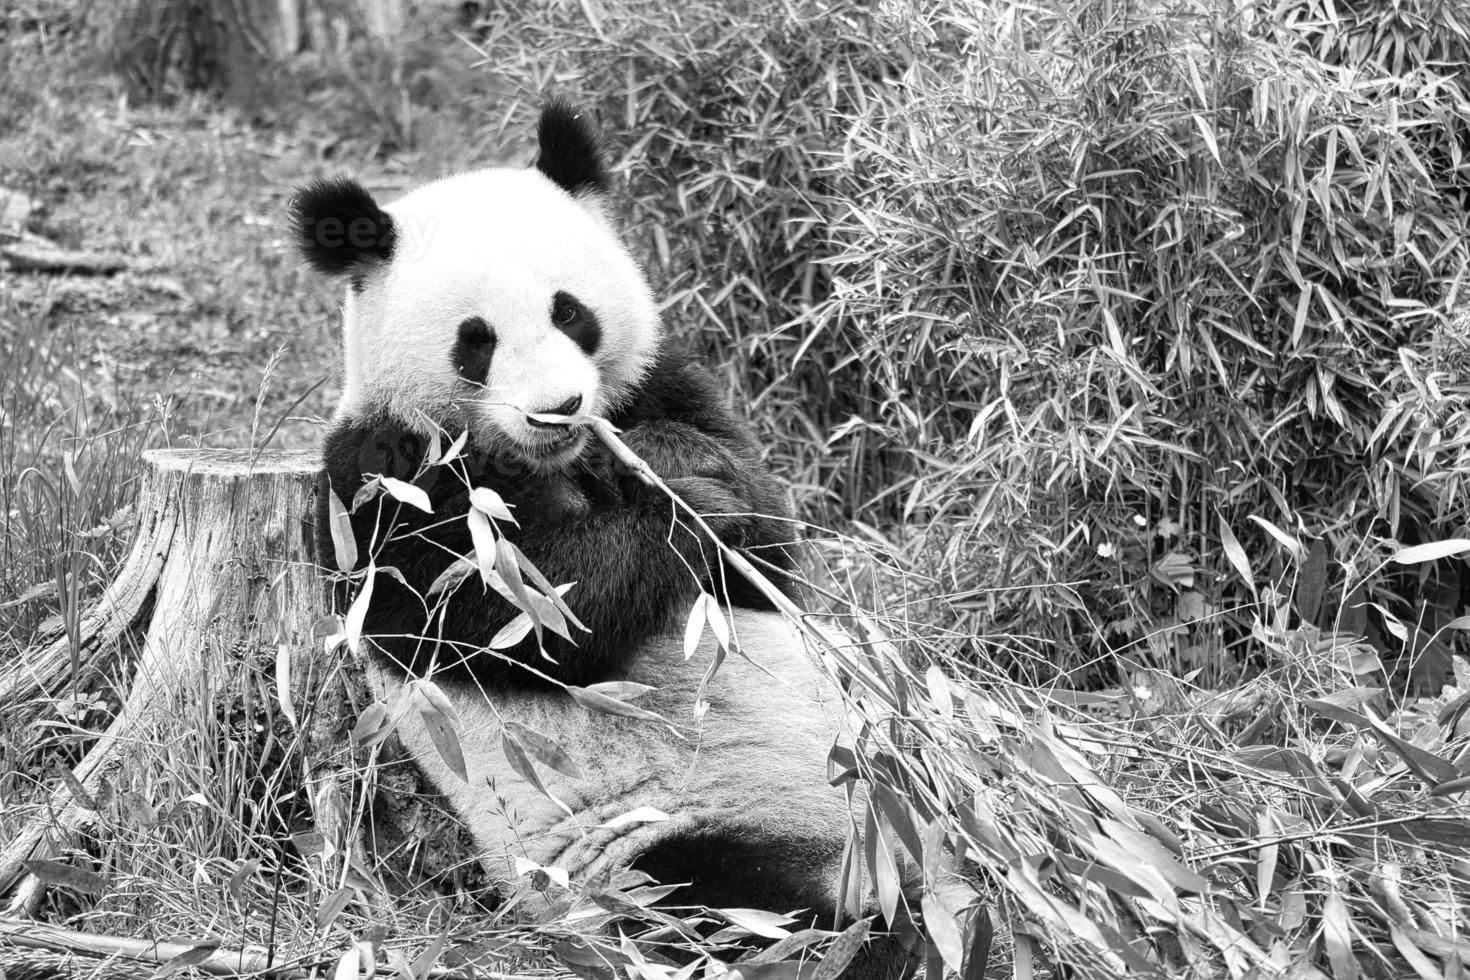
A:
[{"xmin": 526, "ymin": 394, "xmax": 583, "ymax": 428}]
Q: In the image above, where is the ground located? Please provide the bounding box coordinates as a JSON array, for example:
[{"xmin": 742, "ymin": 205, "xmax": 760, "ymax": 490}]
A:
[{"xmin": 0, "ymin": 4, "xmax": 506, "ymax": 641}]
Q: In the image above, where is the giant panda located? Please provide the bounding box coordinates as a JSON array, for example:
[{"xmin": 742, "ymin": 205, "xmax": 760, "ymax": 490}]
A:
[{"xmin": 292, "ymin": 102, "xmax": 925, "ymax": 977}]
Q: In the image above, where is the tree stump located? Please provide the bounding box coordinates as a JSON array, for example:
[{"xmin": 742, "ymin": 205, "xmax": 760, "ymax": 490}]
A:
[{"xmin": 0, "ymin": 449, "xmax": 345, "ymax": 910}]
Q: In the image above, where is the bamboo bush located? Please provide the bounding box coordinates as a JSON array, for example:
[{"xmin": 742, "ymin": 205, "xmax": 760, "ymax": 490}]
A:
[{"xmin": 463, "ymin": 0, "xmax": 1470, "ymax": 687}]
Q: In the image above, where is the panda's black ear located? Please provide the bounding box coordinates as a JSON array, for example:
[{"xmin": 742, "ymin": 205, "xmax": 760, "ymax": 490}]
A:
[
  {"xmin": 534, "ymin": 100, "xmax": 609, "ymax": 197},
  {"xmin": 290, "ymin": 176, "xmax": 397, "ymax": 277}
]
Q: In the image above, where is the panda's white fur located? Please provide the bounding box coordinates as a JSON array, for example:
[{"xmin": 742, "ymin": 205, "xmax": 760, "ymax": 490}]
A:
[
  {"xmin": 339, "ymin": 167, "xmax": 659, "ymax": 469},
  {"xmin": 386, "ymin": 612, "xmax": 852, "ymax": 910},
  {"xmin": 296, "ymin": 103, "xmax": 934, "ymax": 977}
]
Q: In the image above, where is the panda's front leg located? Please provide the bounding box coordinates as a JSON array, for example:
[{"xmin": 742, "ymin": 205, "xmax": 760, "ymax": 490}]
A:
[
  {"xmin": 601, "ymin": 418, "xmax": 799, "ymax": 607},
  {"xmin": 610, "ymin": 420, "xmax": 788, "ymax": 544}
]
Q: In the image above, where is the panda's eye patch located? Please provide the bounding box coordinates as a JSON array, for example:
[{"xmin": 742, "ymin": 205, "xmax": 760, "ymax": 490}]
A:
[
  {"xmin": 453, "ymin": 316, "xmax": 496, "ymax": 386},
  {"xmin": 458, "ymin": 316, "xmax": 493, "ymax": 345},
  {"xmin": 550, "ymin": 291, "xmax": 601, "ymax": 356},
  {"xmin": 552, "ymin": 295, "xmax": 579, "ymax": 326}
]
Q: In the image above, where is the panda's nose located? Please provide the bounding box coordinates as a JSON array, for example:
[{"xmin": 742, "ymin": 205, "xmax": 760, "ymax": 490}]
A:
[{"xmin": 527, "ymin": 394, "xmax": 583, "ymax": 427}]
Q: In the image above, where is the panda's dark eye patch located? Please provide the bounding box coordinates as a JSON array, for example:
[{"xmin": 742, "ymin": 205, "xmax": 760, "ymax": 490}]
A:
[
  {"xmin": 453, "ymin": 316, "xmax": 496, "ymax": 386},
  {"xmin": 550, "ymin": 291, "xmax": 601, "ymax": 356},
  {"xmin": 459, "ymin": 316, "xmax": 492, "ymax": 345}
]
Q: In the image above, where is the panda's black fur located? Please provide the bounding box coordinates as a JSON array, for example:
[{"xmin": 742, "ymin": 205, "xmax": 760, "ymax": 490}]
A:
[
  {"xmin": 316, "ymin": 346, "xmax": 799, "ymax": 687},
  {"xmin": 532, "ymin": 100, "xmax": 611, "ymax": 196}
]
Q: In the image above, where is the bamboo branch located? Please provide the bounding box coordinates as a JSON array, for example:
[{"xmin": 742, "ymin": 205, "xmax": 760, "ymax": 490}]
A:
[{"xmin": 587, "ymin": 418, "xmax": 897, "ymax": 710}]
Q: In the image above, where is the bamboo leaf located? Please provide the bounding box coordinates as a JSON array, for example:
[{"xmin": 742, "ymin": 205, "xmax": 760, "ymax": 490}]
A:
[
  {"xmin": 331, "ymin": 947, "xmax": 359, "ymax": 980},
  {"xmin": 1389, "ymin": 925, "xmax": 1443, "ymax": 980},
  {"xmin": 869, "ymin": 809, "xmax": 901, "ymax": 925},
  {"xmin": 495, "ymin": 535, "xmax": 538, "ymax": 620},
  {"xmin": 411, "ymin": 680, "xmax": 466, "ymax": 782},
  {"xmin": 351, "ymin": 701, "xmax": 395, "ymax": 750},
  {"xmin": 598, "ymin": 805, "xmax": 670, "ymax": 830},
  {"xmin": 719, "ymin": 908, "xmax": 797, "ymax": 939},
  {"xmin": 470, "ymin": 486, "xmax": 517, "ymax": 523},
  {"xmin": 350, "ymin": 476, "xmax": 381, "ymax": 514},
  {"xmin": 410, "ymin": 932, "xmax": 448, "ymax": 980},
  {"xmin": 1249, "ymin": 515, "xmax": 1305, "ymax": 563},
  {"xmin": 514, "ymin": 854, "xmax": 570, "ymax": 889},
  {"xmin": 22, "ymin": 859, "xmax": 107, "ymax": 895},
  {"xmin": 155, "ymin": 942, "xmax": 222, "ymax": 978},
  {"xmin": 1256, "ymin": 810, "xmax": 1279, "ymax": 910},
  {"xmin": 426, "ymin": 557, "xmax": 475, "ymax": 598},
  {"xmin": 315, "ymin": 885, "xmax": 353, "ymax": 930},
  {"xmin": 439, "ymin": 430, "xmax": 469, "ymax": 465},
  {"xmin": 961, "ymin": 906, "xmax": 993, "ymax": 980},
  {"xmin": 225, "ymin": 859, "xmax": 259, "ymax": 904},
  {"xmin": 490, "ymin": 612, "xmax": 535, "ymax": 650},
  {"xmin": 344, "ymin": 563, "xmax": 376, "ymax": 655},
  {"xmin": 814, "ymin": 918, "xmax": 870, "ymax": 980},
  {"xmin": 504, "ymin": 720, "xmax": 583, "ymax": 779},
  {"xmin": 467, "ymin": 507, "xmax": 498, "ymax": 585},
  {"xmin": 506, "ymin": 542, "xmax": 585, "ymax": 631},
  {"xmin": 567, "ymin": 685, "xmax": 681, "ymax": 734},
  {"xmin": 921, "ymin": 892, "xmax": 964, "ymax": 972},
  {"xmin": 1391, "ymin": 539, "xmax": 1470, "ymax": 564},
  {"xmin": 327, "ymin": 490, "xmax": 357, "ymax": 573},
  {"xmin": 925, "ymin": 664, "xmax": 953, "ymax": 716},
  {"xmin": 275, "ymin": 641, "xmax": 297, "ymax": 730},
  {"xmin": 1191, "ymin": 112, "xmax": 1220, "ymax": 166},
  {"xmin": 50, "ymin": 762, "xmax": 97, "ymax": 811},
  {"xmin": 743, "ymin": 930, "xmax": 831, "ymax": 967},
  {"xmin": 1321, "ymin": 887, "xmax": 1358, "ymax": 980},
  {"xmin": 379, "ymin": 475, "xmax": 432, "ymax": 513},
  {"xmin": 1296, "ymin": 538, "xmax": 1328, "ymax": 625},
  {"xmin": 683, "ymin": 592, "xmax": 711, "ymax": 660},
  {"xmin": 704, "ymin": 593, "xmax": 730, "ymax": 651},
  {"xmin": 501, "ymin": 728, "xmax": 572, "ymax": 816},
  {"xmin": 582, "ymin": 681, "xmax": 656, "ymax": 701}
]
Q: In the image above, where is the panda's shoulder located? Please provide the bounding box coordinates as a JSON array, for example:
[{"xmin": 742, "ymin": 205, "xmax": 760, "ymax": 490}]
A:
[
  {"xmin": 615, "ymin": 343, "xmax": 728, "ymax": 428},
  {"xmin": 321, "ymin": 409, "xmax": 433, "ymax": 484}
]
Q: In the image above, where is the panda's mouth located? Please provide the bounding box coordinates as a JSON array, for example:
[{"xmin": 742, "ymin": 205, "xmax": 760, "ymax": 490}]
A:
[{"xmin": 517, "ymin": 429, "xmax": 589, "ymax": 469}]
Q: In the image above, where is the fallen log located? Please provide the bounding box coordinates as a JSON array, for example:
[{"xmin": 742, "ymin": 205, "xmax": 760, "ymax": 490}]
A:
[
  {"xmin": 0, "ymin": 448, "xmax": 352, "ymax": 910},
  {"xmin": 0, "ymin": 916, "xmax": 519, "ymax": 980},
  {"xmin": 0, "ymin": 241, "xmax": 129, "ymax": 275}
]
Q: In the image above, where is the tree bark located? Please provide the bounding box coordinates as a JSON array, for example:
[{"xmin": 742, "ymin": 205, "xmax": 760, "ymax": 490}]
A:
[{"xmin": 0, "ymin": 449, "xmax": 343, "ymax": 909}]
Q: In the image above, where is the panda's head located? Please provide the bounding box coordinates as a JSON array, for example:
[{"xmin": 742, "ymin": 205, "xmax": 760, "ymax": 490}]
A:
[{"xmin": 291, "ymin": 102, "xmax": 659, "ymax": 470}]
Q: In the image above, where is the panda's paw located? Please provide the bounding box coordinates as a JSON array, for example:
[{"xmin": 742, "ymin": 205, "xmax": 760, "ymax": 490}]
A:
[
  {"xmin": 504, "ymin": 474, "xmax": 592, "ymax": 524},
  {"xmin": 573, "ymin": 441, "xmax": 644, "ymax": 508}
]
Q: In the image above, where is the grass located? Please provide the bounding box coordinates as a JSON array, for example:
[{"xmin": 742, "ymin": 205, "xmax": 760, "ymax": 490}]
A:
[
  {"xmin": 2, "ymin": 0, "xmax": 1469, "ymax": 978},
  {"xmin": 0, "ymin": 288, "xmax": 154, "ymax": 667}
]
